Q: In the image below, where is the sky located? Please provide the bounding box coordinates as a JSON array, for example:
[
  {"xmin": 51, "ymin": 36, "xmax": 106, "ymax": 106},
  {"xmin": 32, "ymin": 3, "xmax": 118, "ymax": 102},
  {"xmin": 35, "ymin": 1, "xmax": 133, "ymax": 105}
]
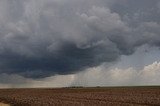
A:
[{"xmin": 0, "ymin": 0, "xmax": 160, "ymax": 88}]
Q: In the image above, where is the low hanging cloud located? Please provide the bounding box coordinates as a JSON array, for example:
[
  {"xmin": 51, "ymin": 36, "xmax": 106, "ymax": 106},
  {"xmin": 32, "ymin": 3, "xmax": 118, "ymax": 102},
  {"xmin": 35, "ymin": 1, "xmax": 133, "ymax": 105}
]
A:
[
  {"xmin": 0, "ymin": 61, "xmax": 160, "ymax": 88},
  {"xmin": 72, "ymin": 61, "xmax": 160, "ymax": 87},
  {"xmin": 0, "ymin": 0, "xmax": 160, "ymax": 79}
]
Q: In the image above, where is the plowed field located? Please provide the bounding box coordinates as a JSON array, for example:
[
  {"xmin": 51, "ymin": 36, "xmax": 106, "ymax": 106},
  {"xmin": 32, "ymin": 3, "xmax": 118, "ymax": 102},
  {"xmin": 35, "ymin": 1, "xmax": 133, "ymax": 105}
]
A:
[{"xmin": 0, "ymin": 87, "xmax": 160, "ymax": 106}]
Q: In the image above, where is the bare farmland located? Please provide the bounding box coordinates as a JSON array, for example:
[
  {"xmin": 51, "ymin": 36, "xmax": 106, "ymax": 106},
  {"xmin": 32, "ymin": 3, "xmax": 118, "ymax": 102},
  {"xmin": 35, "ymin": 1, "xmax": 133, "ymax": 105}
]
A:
[
  {"xmin": 0, "ymin": 102, "xmax": 10, "ymax": 106},
  {"xmin": 0, "ymin": 87, "xmax": 160, "ymax": 106}
]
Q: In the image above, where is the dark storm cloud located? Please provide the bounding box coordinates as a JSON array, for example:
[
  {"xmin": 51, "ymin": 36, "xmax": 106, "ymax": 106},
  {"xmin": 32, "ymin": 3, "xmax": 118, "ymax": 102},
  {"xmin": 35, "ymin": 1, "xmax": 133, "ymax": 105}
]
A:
[
  {"xmin": 0, "ymin": 0, "xmax": 160, "ymax": 78},
  {"xmin": 0, "ymin": 41, "xmax": 119, "ymax": 78}
]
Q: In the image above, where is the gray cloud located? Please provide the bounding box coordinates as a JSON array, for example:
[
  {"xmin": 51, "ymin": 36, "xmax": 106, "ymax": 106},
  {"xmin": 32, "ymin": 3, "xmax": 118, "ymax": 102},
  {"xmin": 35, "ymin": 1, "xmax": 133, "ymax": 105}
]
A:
[
  {"xmin": 1, "ymin": 61, "xmax": 160, "ymax": 88},
  {"xmin": 0, "ymin": 0, "xmax": 160, "ymax": 78},
  {"xmin": 72, "ymin": 61, "xmax": 160, "ymax": 87}
]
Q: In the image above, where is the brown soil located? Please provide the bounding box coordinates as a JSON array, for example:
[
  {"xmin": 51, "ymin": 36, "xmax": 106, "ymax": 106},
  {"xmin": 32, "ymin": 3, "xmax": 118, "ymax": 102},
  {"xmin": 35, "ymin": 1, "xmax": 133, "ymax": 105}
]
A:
[
  {"xmin": 0, "ymin": 87, "xmax": 160, "ymax": 106},
  {"xmin": 0, "ymin": 102, "xmax": 10, "ymax": 106}
]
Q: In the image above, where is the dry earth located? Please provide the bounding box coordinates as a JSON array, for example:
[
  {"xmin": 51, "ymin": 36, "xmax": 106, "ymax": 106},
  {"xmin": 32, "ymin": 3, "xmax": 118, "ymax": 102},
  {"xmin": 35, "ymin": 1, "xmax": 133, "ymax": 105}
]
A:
[
  {"xmin": 0, "ymin": 102, "xmax": 10, "ymax": 106},
  {"xmin": 0, "ymin": 87, "xmax": 160, "ymax": 106}
]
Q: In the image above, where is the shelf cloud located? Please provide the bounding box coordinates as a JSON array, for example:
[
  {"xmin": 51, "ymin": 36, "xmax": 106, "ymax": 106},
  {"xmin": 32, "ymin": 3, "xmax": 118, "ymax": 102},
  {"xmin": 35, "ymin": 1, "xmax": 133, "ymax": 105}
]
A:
[
  {"xmin": 0, "ymin": 0, "xmax": 160, "ymax": 81},
  {"xmin": 1, "ymin": 61, "xmax": 160, "ymax": 88}
]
